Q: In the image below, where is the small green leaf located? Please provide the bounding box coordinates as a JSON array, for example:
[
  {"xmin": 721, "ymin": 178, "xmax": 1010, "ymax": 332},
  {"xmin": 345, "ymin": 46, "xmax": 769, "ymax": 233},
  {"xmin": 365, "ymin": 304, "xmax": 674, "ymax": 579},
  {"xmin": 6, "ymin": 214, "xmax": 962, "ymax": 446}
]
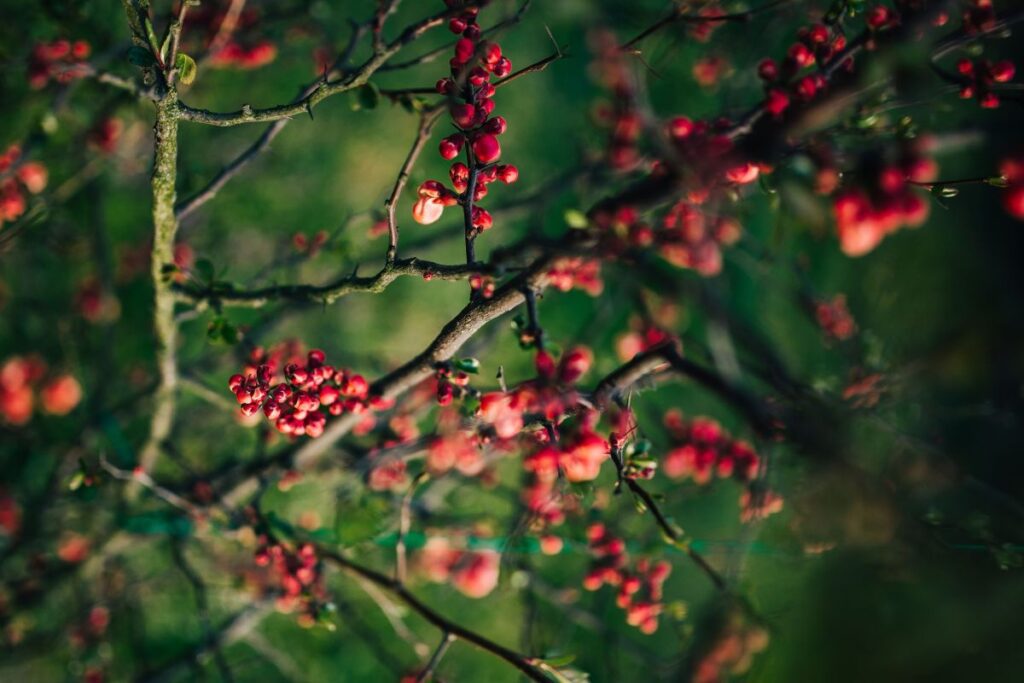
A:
[
  {"xmin": 542, "ymin": 654, "xmax": 577, "ymax": 668},
  {"xmin": 194, "ymin": 258, "xmax": 215, "ymax": 284},
  {"xmin": 460, "ymin": 394, "xmax": 481, "ymax": 417},
  {"xmin": 398, "ymin": 94, "xmax": 426, "ymax": 114},
  {"xmin": 453, "ymin": 357, "xmax": 480, "ymax": 374},
  {"xmin": 352, "ymin": 83, "xmax": 380, "ymax": 111},
  {"xmin": 127, "ymin": 45, "xmax": 156, "ymax": 67},
  {"xmin": 175, "ymin": 52, "xmax": 197, "ymax": 85},
  {"xmin": 564, "ymin": 209, "xmax": 589, "ymax": 229},
  {"xmin": 68, "ymin": 471, "xmax": 85, "ymax": 491}
]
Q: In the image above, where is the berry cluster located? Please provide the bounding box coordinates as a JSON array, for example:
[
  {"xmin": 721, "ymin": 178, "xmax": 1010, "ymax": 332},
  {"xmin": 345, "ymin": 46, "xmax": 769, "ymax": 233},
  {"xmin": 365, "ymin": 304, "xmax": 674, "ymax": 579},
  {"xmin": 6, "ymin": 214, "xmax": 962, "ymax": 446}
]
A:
[
  {"xmin": 187, "ymin": 3, "xmax": 277, "ymax": 70},
  {"xmin": 87, "ymin": 118, "xmax": 123, "ymax": 155},
  {"xmin": 956, "ymin": 58, "xmax": 1016, "ymax": 108},
  {"xmin": 962, "ymin": 0, "xmax": 996, "ymax": 34},
  {"xmin": 1, "ymin": 356, "xmax": 82, "ymax": 426},
  {"xmin": 616, "ymin": 316, "xmax": 676, "ymax": 362},
  {"xmin": 228, "ymin": 349, "xmax": 374, "ymax": 438},
  {"xmin": 1001, "ymin": 154, "xmax": 1024, "ymax": 221},
  {"xmin": 412, "ymin": 0, "xmax": 518, "ymax": 229},
  {"xmin": 209, "ymin": 41, "xmax": 277, "ymax": 70},
  {"xmin": 27, "ymin": 39, "xmax": 91, "ymax": 90},
  {"xmin": 589, "ymin": 29, "xmax": 643, "ymax": 170},
  {"xmin": 74, "ymin": 276, "xmax": 121, "ymax": 324},
  {"xmin": 427, "ymin": 430, "xmax": 485, "ymax": 476},
  {"xmin": 418, "ymin": 537, "xmax": 501, "ymax": 598},
  {"xmin": 581, "ymin": 524, "xmax": 672, "ymax": 634},
  {"xmin": 68, "ymin": 605, "xmax": 110, "ymax": 653},
  {"xmin": 832, "ymin": 143, "xmax": 937, "ymax": 256},
  {"xmin": 662, "ymin": 410, "xmax": 760, "ymax": 485},
  {"xmin": 814, "ymin": 294, "xmax": 857, "ymax": 341},
  {"xmin": 756, "ymin": 21, "xmax": 850, "ymax": 118},
  {"xmin": 546, "ymin": 257, "xmax": 604, "ymax": 296},
  {"xmin": 291, "ymin": 229, "xmax": 328, "ymax": 255},
  {"xmin": 1, "ymin": 146, "xmax": 47, "ymax": 229},
  {"xmin": 739, "ymin": 488, "xmax": 785, "ymax": 523},
  {"xmin": 253, "ymin": 539, "xmax": 326, "ymax": 625},
  {"xmin": 433, "ymin": 361, "xmax": 475, "ymax": 407},
  {"xmin": 691, "ymin": 604, "xmax": 770, "ymax": 683},
  {"xmin": 658, "ymin": 200, "xmax": 742, "ymax": 276},
  {"xmin": 524, "ymin": 428, "xmax": 608, "ymax": 485}
]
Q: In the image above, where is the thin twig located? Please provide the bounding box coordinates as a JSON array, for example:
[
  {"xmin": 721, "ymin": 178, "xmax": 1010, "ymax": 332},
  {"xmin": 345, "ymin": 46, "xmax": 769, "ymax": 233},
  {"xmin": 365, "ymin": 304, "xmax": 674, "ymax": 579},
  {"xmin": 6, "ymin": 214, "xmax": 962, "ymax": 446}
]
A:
[{"xmin": 415, "ymin": 632, "xmax": 455, "ymax": 682}]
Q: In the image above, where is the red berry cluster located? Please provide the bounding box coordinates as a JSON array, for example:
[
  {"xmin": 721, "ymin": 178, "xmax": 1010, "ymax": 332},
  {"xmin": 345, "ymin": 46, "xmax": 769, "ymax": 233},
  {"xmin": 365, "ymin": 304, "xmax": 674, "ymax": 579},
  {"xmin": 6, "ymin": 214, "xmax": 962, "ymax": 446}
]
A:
[
  {"xmin": 524, "ymin": 427, "xmax": 608, "ymax": 485},
  {"xmin": 291, "ymin": 229, "xmax": 328, "ymax": 255},
  {"xmin": 228, "ymin": 349, "xmax": 373, "ymax": 438},
  {"xmin": 210, "ymin": 41, "xmax": 277, "ymax": 69},
  {"xmin": 832, "ymin": 142, "xmax": 936, "ymax": 257},
  {"xmin": 68, "ymin": 605, "xmax": 110, "ymax": 652},
  {"xmin": 756, "ymin": 21, "xmax": 849, "ymax": 118},
  {"xmin": 546, "ymin": 257, "xmax": 604, "ymax": 296},
  {"xmin": 27, "ymin": 39, "xmax": 91, "ymax": 90},
  {"xmin": 662, "ymin": 410, "xmax": 760, "ymax": 485},
  {"xmin": 616, "ymin": 315, "xmax": 676, "ymax": 362},
  {"xmin": 433, "ymin": 362, "xmax": 474, "ymax": 406},
  {"xmin": 412, "ymin": 1, "xmax": 518, "ymax": 229},
  {"xmin": 1000, "ymin": 155, "xmax": 1024, "ymax": 221},
  {"xmin": 253, "ymin": 539, "xmax": 326, "ymax": 625},
  {"xmin": 87, "ymin": 118, "xmax": 123, "ymax": 155},
  {"xmin": 689, "ymin": 4, "xmax": 727, "ymax": 42},
  {"xmin": 468, "ymin": 272, "xmax": 496, "ymax": 298},
  {"xmin": 581, "ymin": 523, "xmax": 672, "ymax": 635},
  {"xmin": 476, "ymin": 347, "xmax": 594, "ymax": 441},
  {"xmin": 1, "ymin": 356, "xmax": 82, "ymax": 426},
  {"xmin": 956, "ymin": 58, "xmax": 1016, "ymax": 108},
  {"xmin": 658, "ymin": 201, "xmax": 742, "ymax": 276},
  {"xmin": 814, "ymin": 294, "xmax": 857, "ymax": 341},
  {"xmin": 962, "ymin": 0, "xmax": 996, "ymax": 34},
  {"xmin": 0, "ymin": 146, "xmax": 47, "ymax": 228},
  {"xmin": 739, "ymin": 488, "xmax": 785, "ymax": 522},
  {"xmin": 418, "ymin": 537, "xmax": 501, "ymax": 598},
  {"xmin": 427, "ymin": 430, "xmax": 485, "ymax": 476},
  {"xmin": 187, "ymin": 4, "xmax": 277, "ymax": 70},
  {"xmin": 593, "ymin": 198, "xmax": 742, "ymax": 277},
  {"xmin": 691, "ymin": 605, "xmax": 770, "ymax": 683},
  {"xmin": 589, "ymin": 29, "xmax": 643, "ymax": 170}
]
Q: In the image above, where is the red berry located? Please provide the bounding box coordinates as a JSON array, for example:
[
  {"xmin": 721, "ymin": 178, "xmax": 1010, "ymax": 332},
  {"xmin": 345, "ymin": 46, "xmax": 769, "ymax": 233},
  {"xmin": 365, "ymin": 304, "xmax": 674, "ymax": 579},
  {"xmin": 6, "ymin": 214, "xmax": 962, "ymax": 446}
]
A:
[
  {"xmin": 472, "ymin": 134, "xmax": 501, "ymax": 164},
  {"xmin": 497, "ymin": 164, "xmax": 519, "ymax": 184},
  {"xmin": 484, "ymin": 116, "xmax": 507, "ymax": 135},
  {"xmin": 454, "ymin": 38, "xmax": 475, "ymax": 65},
  {"xmin": 757, "ymin": 58, "xmax": 778, "ymax": 81},
  {"xmin": 492, "ymin": 57, "xmax": 512, "ymax": 79},
  {"xmin": 439, "ymin": 134, "xmax": 465, "ymax": 160},
  {"xmin": 1004, "ymin": 185, "xmax": 1024, "ymax": 220}
]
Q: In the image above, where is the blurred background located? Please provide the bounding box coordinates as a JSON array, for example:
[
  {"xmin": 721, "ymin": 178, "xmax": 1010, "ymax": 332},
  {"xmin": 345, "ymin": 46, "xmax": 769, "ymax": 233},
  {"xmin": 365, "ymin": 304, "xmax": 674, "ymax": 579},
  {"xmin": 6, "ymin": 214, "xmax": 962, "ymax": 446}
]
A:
[{"xmin": 2, "ymin": 0, "xmax": 1024, "ymax": 681}]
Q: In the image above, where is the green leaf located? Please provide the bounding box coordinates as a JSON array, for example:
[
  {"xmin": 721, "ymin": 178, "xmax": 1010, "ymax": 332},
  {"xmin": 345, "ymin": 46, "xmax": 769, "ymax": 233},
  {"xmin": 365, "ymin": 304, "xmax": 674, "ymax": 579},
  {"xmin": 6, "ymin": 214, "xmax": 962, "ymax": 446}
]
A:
[
  {"xmin": 352, "ymin": 83, "xmax": 380, "ymax": 111},
  {"xmin": 398, "ymin": 94, "xmax": 426, "ymax": 114},
  {"xmin": 127, "ymin": 45, "xmax": 156, "ymax": 68},
  {"xmin": 542, "ymin": 654, "xmax": 576, "ymax": 668},
  {"xmin": 175, "ymin": 52, "xmax": 197, "ymax": 86},
  {"xmin": 453, "ymin": 357, "xmax": 480, "ymax": 374},
  {"xmin": 68, "ymin": 470, "xmax": 85, "ymax": 491},
  {"xmin": 194, "ymin": 258, "xmax": 215, "ymax": 284},
  {"xmin": 564, "ymin": 209, "xmax": 589, "ymax": 229},
  {"xmin": 459, "ymin": 393, "xmax": 481, "ymax": 417}
]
